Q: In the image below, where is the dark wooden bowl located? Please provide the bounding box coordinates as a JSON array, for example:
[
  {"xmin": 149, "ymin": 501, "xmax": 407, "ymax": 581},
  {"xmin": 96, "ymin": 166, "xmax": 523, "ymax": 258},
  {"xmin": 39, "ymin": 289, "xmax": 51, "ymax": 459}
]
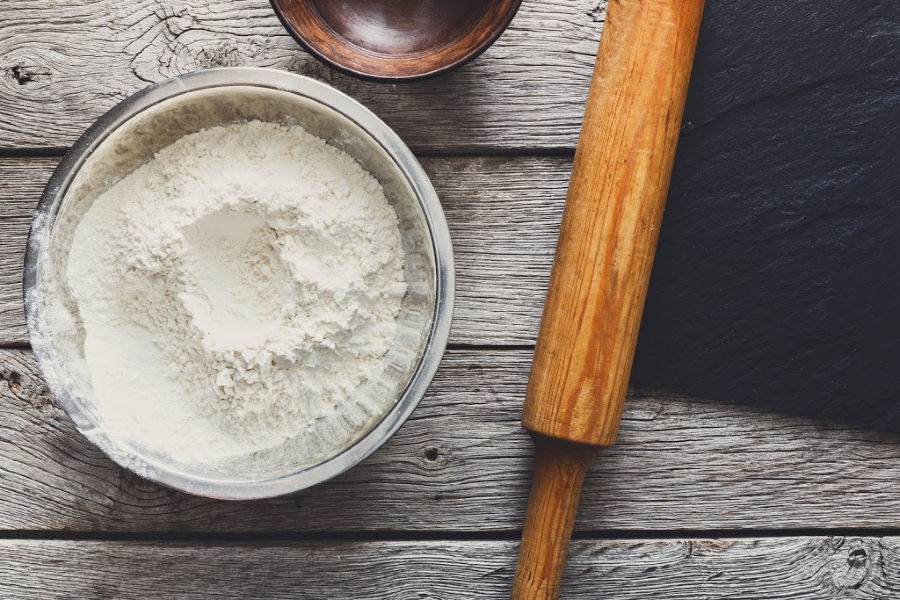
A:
[{"xmin": 270, "ymin": 0, "xmax": 523, "ymax": 81}]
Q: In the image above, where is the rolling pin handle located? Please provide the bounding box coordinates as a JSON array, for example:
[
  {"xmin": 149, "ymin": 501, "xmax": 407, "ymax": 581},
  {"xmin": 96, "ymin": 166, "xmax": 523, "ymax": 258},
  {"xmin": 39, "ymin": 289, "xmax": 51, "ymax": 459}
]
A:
[{"xmin": 511, "ymin": 434, "xmax": 598, "ymax": 599}]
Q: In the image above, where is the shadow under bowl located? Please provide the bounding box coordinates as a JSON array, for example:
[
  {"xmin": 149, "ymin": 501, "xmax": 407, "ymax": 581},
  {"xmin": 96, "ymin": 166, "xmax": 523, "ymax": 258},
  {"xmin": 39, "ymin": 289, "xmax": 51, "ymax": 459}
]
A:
[{"xmin": 270, "ymin": 0, "xmax": 523, "ymax": 81}]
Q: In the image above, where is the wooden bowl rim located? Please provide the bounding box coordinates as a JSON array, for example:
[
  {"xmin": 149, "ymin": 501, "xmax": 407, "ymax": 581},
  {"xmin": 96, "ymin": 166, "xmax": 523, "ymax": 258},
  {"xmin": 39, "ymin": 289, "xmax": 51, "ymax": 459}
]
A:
[{"xmin": 269, "ymin": 0, "xmax": 524, "ymax": 82}]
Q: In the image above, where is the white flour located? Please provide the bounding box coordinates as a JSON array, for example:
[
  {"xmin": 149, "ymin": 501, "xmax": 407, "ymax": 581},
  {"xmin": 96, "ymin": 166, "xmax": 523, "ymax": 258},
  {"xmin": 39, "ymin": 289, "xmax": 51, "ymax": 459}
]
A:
[{"xmin": 63, "ymin": 121, "xmax": 407, "ymax": 465}]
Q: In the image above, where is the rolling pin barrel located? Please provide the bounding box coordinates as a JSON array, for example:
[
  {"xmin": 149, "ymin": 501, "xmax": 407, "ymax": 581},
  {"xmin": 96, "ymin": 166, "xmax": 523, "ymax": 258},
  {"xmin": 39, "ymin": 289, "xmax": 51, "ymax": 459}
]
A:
[{"xmin": 513, "ymin": 0, "xmax": 705, "ymax": 597}]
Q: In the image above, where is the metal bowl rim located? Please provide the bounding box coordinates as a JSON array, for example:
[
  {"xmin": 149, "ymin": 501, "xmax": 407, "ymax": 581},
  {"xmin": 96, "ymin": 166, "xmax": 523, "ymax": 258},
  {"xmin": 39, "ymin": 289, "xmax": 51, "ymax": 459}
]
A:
[{"xmin": 23, "ymin": 67, "xmax": 455, "ymax": 500}]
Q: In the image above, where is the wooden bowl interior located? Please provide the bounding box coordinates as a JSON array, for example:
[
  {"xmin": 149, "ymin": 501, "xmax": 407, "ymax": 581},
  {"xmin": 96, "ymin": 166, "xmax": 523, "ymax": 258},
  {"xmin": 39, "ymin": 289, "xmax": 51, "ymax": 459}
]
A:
[{"xmin": 272, "ymin": 0, "xmax": 521, "ymax": 80}]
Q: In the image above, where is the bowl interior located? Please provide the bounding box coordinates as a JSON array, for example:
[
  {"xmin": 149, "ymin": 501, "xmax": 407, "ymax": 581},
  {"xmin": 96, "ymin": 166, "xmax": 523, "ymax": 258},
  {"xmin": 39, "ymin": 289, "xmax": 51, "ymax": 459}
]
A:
[
  {"xmin": 29, "ymin": 84, "xmax": 439, "ymax": 492},
  {"xmin": 272, "ymin": 0, "xmax": 523, "ymax": 80}
]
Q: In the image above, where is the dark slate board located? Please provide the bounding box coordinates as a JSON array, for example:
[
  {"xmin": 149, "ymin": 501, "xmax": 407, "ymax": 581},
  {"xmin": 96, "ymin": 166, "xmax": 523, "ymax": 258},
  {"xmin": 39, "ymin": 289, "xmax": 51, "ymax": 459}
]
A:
[{"xmin": 631, "ymin": 0, "xmax": 900, "ymax": 431}]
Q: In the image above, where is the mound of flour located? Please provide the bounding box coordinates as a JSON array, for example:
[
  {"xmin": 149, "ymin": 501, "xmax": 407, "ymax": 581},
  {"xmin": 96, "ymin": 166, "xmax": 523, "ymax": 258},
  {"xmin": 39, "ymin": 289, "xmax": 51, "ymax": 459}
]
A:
[{"xmin": 63, "ymin": 121, "xmax": 407, "ymax": 464}]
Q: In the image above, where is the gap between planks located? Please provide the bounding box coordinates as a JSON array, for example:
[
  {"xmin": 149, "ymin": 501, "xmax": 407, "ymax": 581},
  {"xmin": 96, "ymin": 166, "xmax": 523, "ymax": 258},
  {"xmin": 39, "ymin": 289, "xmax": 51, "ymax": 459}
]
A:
[
  {"xmin": 1, "ymin": 537, "xmax": 897, "ymax": 599},
  {"xmin": 3, "ymin": 526, "xmax": 900, "ymax": 544}
]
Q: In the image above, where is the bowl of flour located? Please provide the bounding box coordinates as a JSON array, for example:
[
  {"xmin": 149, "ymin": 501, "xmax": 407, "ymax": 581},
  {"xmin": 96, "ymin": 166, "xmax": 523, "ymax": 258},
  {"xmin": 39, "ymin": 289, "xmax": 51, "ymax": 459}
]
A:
[{"xmin": 24, "ymin": 68, "xmax": 453, "ymax": 499}]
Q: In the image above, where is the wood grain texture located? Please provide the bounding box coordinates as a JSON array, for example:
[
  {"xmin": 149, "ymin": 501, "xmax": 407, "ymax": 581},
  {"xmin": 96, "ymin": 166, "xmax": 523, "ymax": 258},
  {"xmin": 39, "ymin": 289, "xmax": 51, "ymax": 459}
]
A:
[
  {"xmin": 3, "ymin": 347, "xmax": 900, "ymax": 533},
  {"xmin": 0, "ymin": 156, "xmax": 567, "ymax": 347},
  {"xmin": 0, "ymin": 158, "xmax": 48, "ymax": 346},
  {"xmin": 0, "ymin": 0, "xmax": 600, "ymax": 152},
  {"xmin": 524, "ymin": 0, "xmax": 704, "ymax": 448},
  {"xmin": 271, "ymin": 0, "xmax": 523, "ymax": 81},
  {"xmin": 517, "ymin": 2, "xmax": 704, "ymax": 593},
  {"xmin": 1, "ymin": 1, "xmax": 897, "ymax": 596},
  {"xmin": 1, "ymin": 537, "xmax": 898, "ymax": 599},
  {"xmin": 513, "ymin": 435, "xmax": 595, "ymax": 599}
]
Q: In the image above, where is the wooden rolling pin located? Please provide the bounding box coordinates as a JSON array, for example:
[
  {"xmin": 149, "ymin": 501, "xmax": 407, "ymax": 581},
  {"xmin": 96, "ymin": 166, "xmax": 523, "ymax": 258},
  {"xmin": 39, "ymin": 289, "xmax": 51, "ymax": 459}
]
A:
[{"xmin": 511, "ymin": 0, "xmax": 705, "ymax": 597}]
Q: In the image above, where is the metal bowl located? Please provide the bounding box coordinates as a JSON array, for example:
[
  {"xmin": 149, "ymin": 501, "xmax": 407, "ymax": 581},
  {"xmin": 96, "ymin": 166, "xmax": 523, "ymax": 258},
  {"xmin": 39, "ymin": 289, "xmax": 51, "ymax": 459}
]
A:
[{"xmin": 23, "ymin": 67, "xmax": 454, "ymax": 500}]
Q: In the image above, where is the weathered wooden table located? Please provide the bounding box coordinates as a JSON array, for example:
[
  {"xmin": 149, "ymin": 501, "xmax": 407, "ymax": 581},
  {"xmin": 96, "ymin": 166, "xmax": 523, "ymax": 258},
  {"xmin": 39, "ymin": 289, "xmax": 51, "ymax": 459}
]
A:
[{"xmin": 2, "ymin": 1, "xmax": 899, "ymax": 598}]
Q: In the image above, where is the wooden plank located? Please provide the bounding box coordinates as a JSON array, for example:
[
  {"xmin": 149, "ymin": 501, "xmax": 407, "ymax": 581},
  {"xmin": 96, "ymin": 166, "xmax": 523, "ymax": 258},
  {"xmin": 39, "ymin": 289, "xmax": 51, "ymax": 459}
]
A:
[
  {"xmin": 1, "ymin": 537, "xmax": 897, "ymax": 598},
  {"xmin": 0, "ymin": 0, "xmax": 600, "ymax": 152},
  {"xmin": 0, "ymin": 157, "xmax": 55, "ymax": 346},
  {"xmin": 3, "ymin": 347, "xmax": 900, "ymax": 533},
  {"xmin": 0, "ymin": 156, "xmax": 566, "ymax": 346}
]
